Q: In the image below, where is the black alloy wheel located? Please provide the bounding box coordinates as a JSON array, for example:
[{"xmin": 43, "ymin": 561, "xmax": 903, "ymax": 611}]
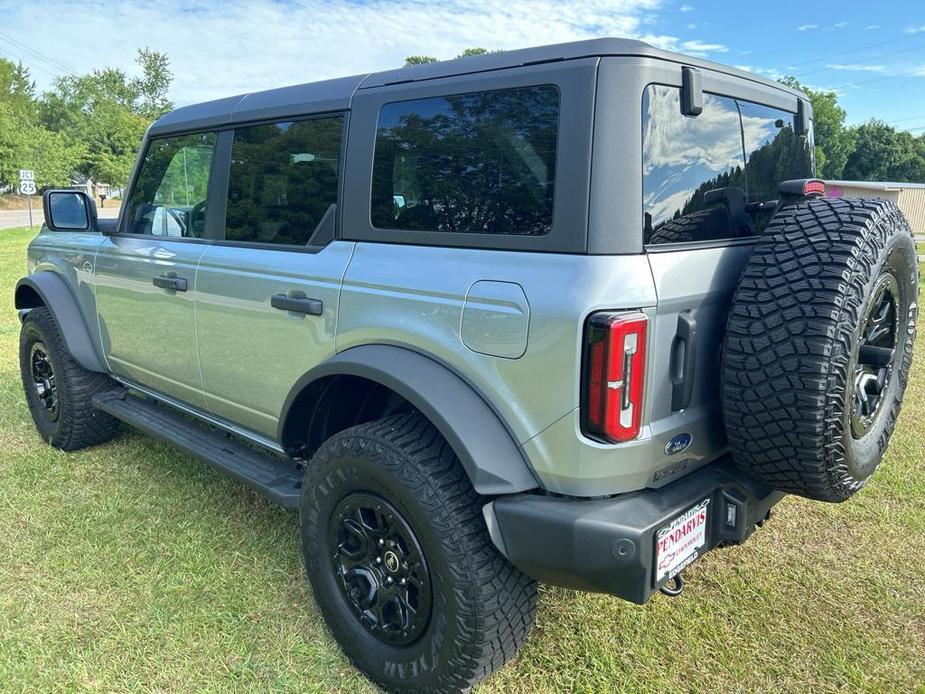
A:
[
  {"xmin": 29, "ymin": 341, "xmax": 59, "ymax": 421},
  {"xmin": 851, "ymin": 272, "xmax": 899, "ymax": 438},
  {"xmin": 329, "ymin": 492, "xmax": 432, "ymax": 646}
]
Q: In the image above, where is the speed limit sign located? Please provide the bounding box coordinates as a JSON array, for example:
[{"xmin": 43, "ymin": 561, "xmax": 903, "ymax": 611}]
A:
[{"xmin": 19, "ymin": 180, "xmax": 37, "ymax": 195}]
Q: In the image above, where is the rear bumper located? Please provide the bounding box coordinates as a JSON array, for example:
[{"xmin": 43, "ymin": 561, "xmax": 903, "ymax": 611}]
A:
[{"xmin": 483, "ymin": 457, "xmax": 784, "ymax": 604}]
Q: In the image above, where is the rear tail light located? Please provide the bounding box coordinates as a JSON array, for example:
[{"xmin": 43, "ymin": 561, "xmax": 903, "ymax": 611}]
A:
[{"xmin": 581, "ymin": 311, "xmax": 647, "ymax": 443}]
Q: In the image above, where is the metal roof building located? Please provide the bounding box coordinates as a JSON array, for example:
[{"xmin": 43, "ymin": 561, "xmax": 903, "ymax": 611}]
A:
[{"xmin": 824, "ymin": 180, "xmax": 925, "ymax": 233}]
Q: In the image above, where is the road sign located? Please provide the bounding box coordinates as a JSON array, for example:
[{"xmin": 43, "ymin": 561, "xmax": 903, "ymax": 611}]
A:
[{"xmin": 18, "ymin": 169, "xmax": 36, "ymax": 228}]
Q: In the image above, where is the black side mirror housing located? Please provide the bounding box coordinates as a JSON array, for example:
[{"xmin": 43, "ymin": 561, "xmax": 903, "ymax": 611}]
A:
[{"xmin": 42, "ymin": 190, "xmax": 98, "ymax": 232}]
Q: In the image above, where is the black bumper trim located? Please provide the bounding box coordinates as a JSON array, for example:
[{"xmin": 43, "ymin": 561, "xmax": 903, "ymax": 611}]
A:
[{"xmin": 484, "ymin": 458, "xmax": 784, "ymax": 604}]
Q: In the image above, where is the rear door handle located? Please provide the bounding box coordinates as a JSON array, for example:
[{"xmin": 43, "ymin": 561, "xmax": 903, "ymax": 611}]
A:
[
  {"xmin": 153, "ymin": 274, "xmax": 188, "ymax": 292},
  {"xmin": 271, "ymin": 293, "xmax": 323, "ymax": 316},
  {"xmin": 670, "ymin": 310, "xmax": 698, "ymax": 412}
]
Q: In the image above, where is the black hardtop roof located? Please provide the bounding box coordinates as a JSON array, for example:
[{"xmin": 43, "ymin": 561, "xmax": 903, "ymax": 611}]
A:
[{"xmin": 150, "ymin": 37, "xmax": 804, "ymax": 136}]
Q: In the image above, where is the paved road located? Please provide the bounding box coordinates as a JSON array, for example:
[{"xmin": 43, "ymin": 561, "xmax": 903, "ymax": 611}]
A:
[{"xmin": 0, "ymin": 207, "xmax": 121, "ymax": 231}]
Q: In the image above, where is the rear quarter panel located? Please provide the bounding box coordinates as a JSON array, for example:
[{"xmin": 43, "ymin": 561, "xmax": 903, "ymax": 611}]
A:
[{"xmin": 337, "ymin": 243, "xmax": 656, "ymax": 492}]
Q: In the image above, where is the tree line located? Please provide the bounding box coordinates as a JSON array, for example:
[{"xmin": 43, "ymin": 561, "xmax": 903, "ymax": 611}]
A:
[
  {"xmin": 779, "ymin": 77, "xmax": 923, "ymax": 182},
  {"xmin": 0, "ymin": 49, "xmax": 172, "ymax": 193}
]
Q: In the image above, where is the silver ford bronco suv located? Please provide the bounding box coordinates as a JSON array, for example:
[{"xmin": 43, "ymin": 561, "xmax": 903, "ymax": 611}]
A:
[{"xmin": 16, "ymin": 39, "xmax": 918, "ymax": 693}]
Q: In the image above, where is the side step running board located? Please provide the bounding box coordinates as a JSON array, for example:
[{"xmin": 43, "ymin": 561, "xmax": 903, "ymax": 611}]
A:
[{"xmin": 92, "ymin": 389, "xmax": 303, "ymax": 508}]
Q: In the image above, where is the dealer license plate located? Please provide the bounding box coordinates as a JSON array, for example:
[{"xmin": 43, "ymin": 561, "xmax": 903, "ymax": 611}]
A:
[{"xmin": 655, "ymin": 498, "xmax": 710, "ymax": 583}]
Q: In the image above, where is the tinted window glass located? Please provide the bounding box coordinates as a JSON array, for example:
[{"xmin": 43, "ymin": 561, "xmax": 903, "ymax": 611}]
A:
[
  {"xmin": 643, "ymin": 86, "xmax": 746, "ymax": 245},
  {"xmin": 739, "ymin": 101, "xmax": 813, "ymax": 230},
  {"xmin": 225, "ymin": 116, "xmax": 343, "ymax": 246},
  {"xmin": 127, "ymin": 132, "xmax": 216, "ymax": 237},
  {"xmin": 371, "ymin": 85, "xmax": 559, "ymax": 236}
]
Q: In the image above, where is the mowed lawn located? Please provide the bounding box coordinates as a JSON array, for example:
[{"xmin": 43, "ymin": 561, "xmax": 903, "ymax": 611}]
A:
[{"xmin": 0, "ymin": 225, "xmax": 923, "ymax": 693}]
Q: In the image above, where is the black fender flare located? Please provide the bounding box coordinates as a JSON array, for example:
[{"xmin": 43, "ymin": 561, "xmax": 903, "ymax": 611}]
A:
[
  {"xmin": 15, "ymin": 273, "xmax": 106, "ymax": 373},
  {"xmin": 279, "ymin": 345, "xmax": 538, "ymax": 496}
]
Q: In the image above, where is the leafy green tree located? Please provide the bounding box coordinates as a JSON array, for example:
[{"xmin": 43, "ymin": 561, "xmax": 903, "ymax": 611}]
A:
[
  {"xmin": 404, "ymin": 55, "xmax": 438, "ymax": 66},
  {"xmin": 457, "ymin": 47, "xmax": 490, "ymax": 58},
  {"xmin": 779, "ymin": 76, "xmax": 854, "ymax": 179},
  {"xmin": 40, "ymin": 48, "xmax": 173, "ymax": 186},
  {"xmin": 404, "ymin": 48, "xmax": 495, "ymax": 67},
  {"xmin": 0, "ymin": 58, "xmax": 83, "ymax": 190},
  {"xmin": 842, "ymin": 120, "xmax": 923, "ymax": 182}
]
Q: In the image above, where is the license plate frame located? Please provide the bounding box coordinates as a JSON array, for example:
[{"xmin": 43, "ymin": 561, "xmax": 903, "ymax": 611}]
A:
[{"xmin": 654, "ymin": 497, "xmax": 710, "ymax": 584}]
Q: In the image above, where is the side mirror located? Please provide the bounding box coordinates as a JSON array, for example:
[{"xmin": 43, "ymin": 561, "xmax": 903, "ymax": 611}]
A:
[{"xmin": 42, "ymin": 190, "xmax": 98, "ymax": 232}]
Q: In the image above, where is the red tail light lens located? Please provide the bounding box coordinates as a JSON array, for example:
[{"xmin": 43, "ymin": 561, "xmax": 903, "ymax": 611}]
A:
[{"xmin": 582, "ymin": 311, "xmax": 647, "ymax": 443}]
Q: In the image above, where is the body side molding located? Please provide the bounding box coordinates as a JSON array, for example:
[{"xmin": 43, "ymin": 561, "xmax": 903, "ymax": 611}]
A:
[
  {"xmin": 15, "ymin": 273, "xmax": 106, "ymax": 373},
  {"xmin": 279, "ymin": 345, "xmax": 539, "ymax": 496}
]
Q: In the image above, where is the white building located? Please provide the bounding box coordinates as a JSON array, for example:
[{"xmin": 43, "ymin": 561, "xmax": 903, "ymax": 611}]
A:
[{"xmin": 824, "ymin": 180, "xmax": 925, "ymax": 234}]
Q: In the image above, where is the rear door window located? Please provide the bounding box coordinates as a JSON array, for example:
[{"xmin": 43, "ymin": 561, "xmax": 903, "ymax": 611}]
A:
[
  {"xmin": 225, "ymin": 116, "xmax": 343, "ymax": 246},
  {"xmin": 370, "ymin": 85, "xmax": 560, "ymax": 236}
]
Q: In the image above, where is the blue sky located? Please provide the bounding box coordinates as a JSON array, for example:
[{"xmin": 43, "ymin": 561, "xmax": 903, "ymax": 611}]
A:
[{"xmin": 1, "ymin": 0, "xmax": 923, "ymax": 133}]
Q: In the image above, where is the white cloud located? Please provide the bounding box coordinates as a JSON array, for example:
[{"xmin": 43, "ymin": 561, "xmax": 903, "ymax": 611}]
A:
[
  {"xmin": 680, "ymin": 39, "xmax": 729, "ymax": 55},
  {"xmin": 736, "ymin": 64, "xmax": 786, "ymax": 81},
  {"xmin": 680, "ymin": 4, "xmax": 695, "ymax": 10},
  {"xmin": 634, "ymin": 34, "xmax": 728, "ymax": 57},
  {"xmin": 914, "ymin": 66, "xmax": 925, "ymax": 77},
  {"xmin": 5, "ymin": 0, "xmax": 668, "ymax": 105},
  {"xmin": 907, "ymin": 25, "xmax": 925, "ymax": 34},
  {"xmin": 827, "ymin": 63, "xmax": 886, "ymax": 73},
  {"xmin": 797, "ymin": 24, "xmax": 819, "ymax": 31},
  {"xmin": 865, "ymin": 24, "xmax": 880, "ymax": 30},
  {"xmin": 834, "ymin": 21, "xmax": 848, "ymax": 28}
]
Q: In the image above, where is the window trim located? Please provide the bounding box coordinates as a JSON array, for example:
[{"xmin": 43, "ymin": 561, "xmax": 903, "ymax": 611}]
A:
[{"xmin": 342, "ymin": 59, "xmax": 598, "ymax": 254}]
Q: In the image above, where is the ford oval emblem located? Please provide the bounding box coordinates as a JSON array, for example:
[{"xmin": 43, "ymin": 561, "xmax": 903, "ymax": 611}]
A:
[{"xmin": 665, "ymin": 433, "xmax": 693, "ymax": 456}]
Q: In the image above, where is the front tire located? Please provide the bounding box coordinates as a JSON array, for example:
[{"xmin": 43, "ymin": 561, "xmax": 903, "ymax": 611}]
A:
[
  {"xmin": 300, "ymin": 413, "xmax": 537, "ymax": 693},
  {"xmin": 19, "ymin": 307, "xmax": 119, "ymax": 450}
]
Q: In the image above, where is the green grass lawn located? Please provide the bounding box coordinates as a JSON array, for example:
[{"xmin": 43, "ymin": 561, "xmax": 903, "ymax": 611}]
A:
[{"xmin": 0, "ymin": 225, "xmax": 923, "ymax": 692}]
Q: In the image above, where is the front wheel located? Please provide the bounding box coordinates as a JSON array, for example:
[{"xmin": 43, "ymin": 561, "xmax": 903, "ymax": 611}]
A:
[
  {"xmin": 19, "ymin": 307, "xmax": 119, "ymax": 450},
  {"xmin": 300, "ymin": 413, "xmax": 537, "ymax": 693}
]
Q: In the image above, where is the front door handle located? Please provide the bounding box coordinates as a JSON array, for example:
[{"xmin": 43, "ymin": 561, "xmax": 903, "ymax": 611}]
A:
[
  {"xmin": 271, "ymin": 293, "xmax": 323, "ymax": 316},
  {"xmin": 153, "ymin": 274, "xmax": 188, "ymax": 292}
]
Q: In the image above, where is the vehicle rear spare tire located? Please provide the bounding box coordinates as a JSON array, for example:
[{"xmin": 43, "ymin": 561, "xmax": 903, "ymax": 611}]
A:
[{"xmin": 723, "ymin": 197, "xmax": 918, "ymax": 502}]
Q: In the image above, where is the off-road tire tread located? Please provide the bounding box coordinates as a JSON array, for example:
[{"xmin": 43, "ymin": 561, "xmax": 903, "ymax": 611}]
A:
[
  {"xmin": 722, "ymin": 197, "xmax": 916, "ymax": 502},
  {"xmin": 302, "ymin": 412, "xmax": 537, "ymax": 694},
  {"xmin": 20, "ymin": 307, "xmax": 119, "ymax": 450}
]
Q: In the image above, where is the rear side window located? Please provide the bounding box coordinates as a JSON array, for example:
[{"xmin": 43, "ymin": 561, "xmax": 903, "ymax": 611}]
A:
[
  {"xmin": 370, "ymin": 85, "xmax": 560, "ymax": 236},
  {"xmin": 225, "ymin": 116, "xmax": 343, "ymax": 246},
  {"xmin": 126, "ymin": 132, "xmax": 217, "ymax": 237},
  {"xmin": 643, "ymin": 85, "xmax": 814, "ymax": 245},
  {"xmin": 738, "ymin": 101, "xmax": 813, "ymax": 230},
  {"xmin": 642, "ymin": 86, "xmax": 746, "ymax": 245}
]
